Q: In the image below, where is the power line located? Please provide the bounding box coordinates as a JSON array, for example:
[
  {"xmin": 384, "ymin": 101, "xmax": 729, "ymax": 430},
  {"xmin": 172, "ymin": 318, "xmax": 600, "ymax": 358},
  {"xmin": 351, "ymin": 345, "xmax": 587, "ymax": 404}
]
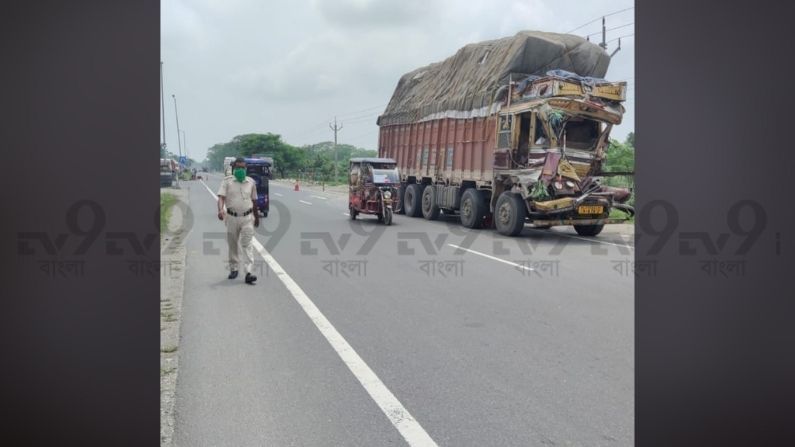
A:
[
  {"xmin": 607, "ymin": 33, "xmax": 635, "ymax": 44},
  {"xmin": 335, "ymin": 104, "xmax": 386, "ymax": 118},
  {"xmin": 565, "ymin": 6, "xmax": 634, "ymax": 34},
  {"xmin": 585, "ymin": 22, "xmax": 633, "ymax": 38}
]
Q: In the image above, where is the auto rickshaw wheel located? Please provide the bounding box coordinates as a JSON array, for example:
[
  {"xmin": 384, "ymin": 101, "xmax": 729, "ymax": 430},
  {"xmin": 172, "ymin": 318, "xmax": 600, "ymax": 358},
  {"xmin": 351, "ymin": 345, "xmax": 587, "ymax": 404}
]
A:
[{"xmin": 383, "ymin": 207, "xmax": 393, "ymax": 225}]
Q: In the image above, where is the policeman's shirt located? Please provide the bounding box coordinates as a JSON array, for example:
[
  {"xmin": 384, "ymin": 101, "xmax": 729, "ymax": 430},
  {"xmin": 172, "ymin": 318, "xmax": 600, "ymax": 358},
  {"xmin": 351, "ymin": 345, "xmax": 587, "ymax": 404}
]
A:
[{"xmin": 217, "ymin": 176, "xmax": 258, "ymax": 212}]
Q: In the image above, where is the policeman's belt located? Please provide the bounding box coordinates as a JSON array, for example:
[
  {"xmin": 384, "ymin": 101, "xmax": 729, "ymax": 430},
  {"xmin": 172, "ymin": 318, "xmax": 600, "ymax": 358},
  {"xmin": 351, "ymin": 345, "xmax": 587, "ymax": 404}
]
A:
[{"xmin": 226, "ymin": 208, "xmax": 253, "ymax": 217}]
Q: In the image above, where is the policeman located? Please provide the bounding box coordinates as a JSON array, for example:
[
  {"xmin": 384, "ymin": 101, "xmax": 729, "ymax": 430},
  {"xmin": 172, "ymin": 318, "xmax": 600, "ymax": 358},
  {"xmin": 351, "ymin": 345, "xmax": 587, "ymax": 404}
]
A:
[{"xmin": 217, "ymin": 157, "xmax": 260, "ymax": 284}]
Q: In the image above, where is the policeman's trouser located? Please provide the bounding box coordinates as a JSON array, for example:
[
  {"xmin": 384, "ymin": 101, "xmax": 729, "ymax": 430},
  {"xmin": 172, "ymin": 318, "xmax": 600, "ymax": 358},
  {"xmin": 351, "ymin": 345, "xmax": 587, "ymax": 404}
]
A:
[{"xmin": 225, "ymin": 214, "xmax": 255, "ymax": 274}]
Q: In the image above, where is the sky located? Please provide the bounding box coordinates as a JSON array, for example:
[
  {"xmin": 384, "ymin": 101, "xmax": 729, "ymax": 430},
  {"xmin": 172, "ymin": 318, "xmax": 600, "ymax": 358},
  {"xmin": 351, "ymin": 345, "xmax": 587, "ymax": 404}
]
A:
[{"xmin": 161, "ymin": 0, "xmax": 634, "ymax": 163}]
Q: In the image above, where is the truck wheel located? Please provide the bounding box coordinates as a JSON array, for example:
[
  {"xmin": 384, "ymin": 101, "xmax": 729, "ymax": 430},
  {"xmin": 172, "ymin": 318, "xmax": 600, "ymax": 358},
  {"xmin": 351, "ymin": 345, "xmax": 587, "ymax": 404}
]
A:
[
  {"xmin": 383, "ymin": 207, "xmax": 393, "ymax": 225},
  {"xmin": 421, "ymin": 185, "xmax": 441, "ymax": 220},
  {"xmin": 574, "ymin": 224, "xmax": 604, "ymax": 236},
  {"xmin": 459, "ymin": 188, "xmax": 485, "ymax": 229},
  {"xmin": 494, "ymin": 192, "xmax": 526, "ymax": 236},
  {"xmin": 404, "ymin": 184, "xmax": 422, "ymax": 217},
  {"xmin": 349, "ymin": 206, "xmax": 357, "ymax": 220},
  {"xmin": 396, "ymin": 185, "xmax": 406, "ymax": 214}
]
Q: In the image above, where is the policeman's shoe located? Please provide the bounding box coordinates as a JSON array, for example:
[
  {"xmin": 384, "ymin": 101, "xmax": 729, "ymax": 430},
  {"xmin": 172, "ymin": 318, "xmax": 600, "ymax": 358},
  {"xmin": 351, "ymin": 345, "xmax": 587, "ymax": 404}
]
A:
[
  {"xmin": 228, "ymin": 270, "xmax": 239, "ymax": 279},
  {"xmin": 245, "ymin": 273, "xmax": 257, "ymax": 284}
]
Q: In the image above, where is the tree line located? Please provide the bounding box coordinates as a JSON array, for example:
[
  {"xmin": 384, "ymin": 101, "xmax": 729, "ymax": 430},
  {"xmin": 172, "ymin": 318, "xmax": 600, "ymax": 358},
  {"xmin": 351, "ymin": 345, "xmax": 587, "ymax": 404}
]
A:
[{"xmin": 204, "ymin": 133, "xmax": 376, "ymax": 184}]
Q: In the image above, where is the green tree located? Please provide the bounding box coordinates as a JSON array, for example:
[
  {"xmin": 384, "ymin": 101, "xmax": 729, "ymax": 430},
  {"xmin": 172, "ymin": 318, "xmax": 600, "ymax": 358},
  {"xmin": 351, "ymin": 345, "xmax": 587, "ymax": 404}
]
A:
[{"xmin": 603, "ymin": 133, "xmax": 635, "ymax": 201}]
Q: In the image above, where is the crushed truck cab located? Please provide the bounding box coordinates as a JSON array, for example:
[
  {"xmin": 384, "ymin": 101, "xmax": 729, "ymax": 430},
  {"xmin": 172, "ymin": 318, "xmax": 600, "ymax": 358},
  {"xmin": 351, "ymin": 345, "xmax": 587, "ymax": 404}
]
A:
[{"xmin": 377, "ymin": 30, "xmax": 633, "ymax": 237}]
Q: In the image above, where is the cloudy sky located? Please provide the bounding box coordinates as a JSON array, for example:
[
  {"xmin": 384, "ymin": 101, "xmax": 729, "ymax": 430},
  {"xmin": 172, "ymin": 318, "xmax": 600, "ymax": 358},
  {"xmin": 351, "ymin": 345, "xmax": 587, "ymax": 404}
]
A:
[{"xmin": 161, "ymin": 0, "xmax": 634, "ymax": 162}]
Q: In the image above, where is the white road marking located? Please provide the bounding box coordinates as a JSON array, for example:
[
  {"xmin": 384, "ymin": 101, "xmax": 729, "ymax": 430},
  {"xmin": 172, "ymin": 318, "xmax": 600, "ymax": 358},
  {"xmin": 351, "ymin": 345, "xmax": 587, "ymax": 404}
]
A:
[
  {"xmin": 200, "ymin": 185, "xmax": 438, "ymax": 447},
  {"xmin": 299, "ymin": 200, "xmax": 313, "ymax": 206},
  {"xmin": 447, "ymin": 244, "xmax": 534, "ymax": 271},
  {"xmin": 311, "ymin": 195, "xmax": 328, "ymax": 200},
  {"xmin": 273, "ymin": 192, "xmax": 283, "ymax": 197},
  {"xmin": 199, "ymin": 178, "xmax": 216, "ymax": 197},
  {"xmin": 528, "ymin": 229, "xmax": 634, "ymax": 250},
  {"xmin": 343, "ymin": 212, "xmax": 350, "ymax": 216}
]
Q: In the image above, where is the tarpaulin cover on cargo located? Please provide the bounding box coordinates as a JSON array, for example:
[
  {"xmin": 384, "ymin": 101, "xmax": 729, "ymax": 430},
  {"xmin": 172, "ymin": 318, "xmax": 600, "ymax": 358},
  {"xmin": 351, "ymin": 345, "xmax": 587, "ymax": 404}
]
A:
[{"xmin": 377, "ymin": 31, "xmax": 610, "ymax": 127}]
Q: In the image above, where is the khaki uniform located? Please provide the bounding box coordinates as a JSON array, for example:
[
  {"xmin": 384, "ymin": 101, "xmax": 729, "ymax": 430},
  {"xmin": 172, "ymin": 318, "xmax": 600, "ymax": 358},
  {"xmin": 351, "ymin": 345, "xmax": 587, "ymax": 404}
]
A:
[{"xmin": 217, "ymin": 176, "xmax": 258, "ymax": 274}]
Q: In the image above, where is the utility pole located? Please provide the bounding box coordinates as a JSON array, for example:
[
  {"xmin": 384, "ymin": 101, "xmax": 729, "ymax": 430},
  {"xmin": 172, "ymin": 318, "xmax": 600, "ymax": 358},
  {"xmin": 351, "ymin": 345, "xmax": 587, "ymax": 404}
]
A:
[
  {"xmin": 598, "ymin": 16, "xmax": 622, "ymax": 58},
  {"xmin": 172, "ymin": 94, "xmax": 183, "ymax": 188},
  {"xmin": 599, "ymin": 17, "xmax": 607, "ymax": 50},
  {"xmin": 329, "ymin": 116, "xmax": 343, "ymax": 182},
  {"xmin": 160, "ymin": 61, "xmax": 167, "ymax": 156},
  {"xmin": 181, "ymin": 129, "xmax": 187, "ymax": 163},
  {"xmin": 172, "ymin": 94, "xmax": 183, "ymax": 160}
]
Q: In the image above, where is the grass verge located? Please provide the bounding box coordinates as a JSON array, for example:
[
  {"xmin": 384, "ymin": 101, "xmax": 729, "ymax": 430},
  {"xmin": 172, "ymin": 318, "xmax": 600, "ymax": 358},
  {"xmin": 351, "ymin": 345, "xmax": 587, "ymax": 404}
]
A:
[{"xmin": 160, "ymin": 193, "xmax": 177, "ymax": 234}]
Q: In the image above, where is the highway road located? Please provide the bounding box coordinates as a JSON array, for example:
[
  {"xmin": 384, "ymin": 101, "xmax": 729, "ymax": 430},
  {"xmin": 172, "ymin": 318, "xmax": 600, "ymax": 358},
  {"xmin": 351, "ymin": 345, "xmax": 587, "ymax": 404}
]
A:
[{"xmin": 172, "ymin": 173, "xmax": 634, "ymax": 446}]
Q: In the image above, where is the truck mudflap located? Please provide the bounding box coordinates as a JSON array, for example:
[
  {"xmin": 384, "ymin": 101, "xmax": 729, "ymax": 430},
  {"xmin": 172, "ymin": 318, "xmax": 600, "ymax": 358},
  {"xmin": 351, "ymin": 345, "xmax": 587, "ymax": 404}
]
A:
[{"xmin": 529, "ymin": 218, "xmax": 630, "ymax": 227}]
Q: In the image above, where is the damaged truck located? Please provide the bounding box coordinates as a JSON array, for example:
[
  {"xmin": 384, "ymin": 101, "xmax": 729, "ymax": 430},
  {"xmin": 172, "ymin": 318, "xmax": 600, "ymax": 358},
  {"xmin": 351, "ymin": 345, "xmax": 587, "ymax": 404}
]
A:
[{"xmin": 377, "ymin": 31, "xmax": 633, "ymax": 236}]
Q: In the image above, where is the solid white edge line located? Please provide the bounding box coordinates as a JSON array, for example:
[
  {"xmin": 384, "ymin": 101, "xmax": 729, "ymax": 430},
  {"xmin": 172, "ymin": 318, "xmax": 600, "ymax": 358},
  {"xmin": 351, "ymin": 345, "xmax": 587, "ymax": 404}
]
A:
[
  {"xmin": 201, "ymin": 184, "xmax": 439, "ymax": 447},
  {"xmin": 447, "ymin": 244, "xmax": 534, "ymax": 271},
  {"xmin": 299, "ymin": 200, "xmax": 313, "ymax": 205}
]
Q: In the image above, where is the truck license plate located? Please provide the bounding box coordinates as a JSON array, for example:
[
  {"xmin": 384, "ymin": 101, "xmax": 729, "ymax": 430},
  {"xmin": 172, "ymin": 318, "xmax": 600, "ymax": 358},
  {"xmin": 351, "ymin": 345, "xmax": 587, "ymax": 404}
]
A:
[{"xmin": 578, "ymin": 205, "xmax": 603, "ymax": 215}]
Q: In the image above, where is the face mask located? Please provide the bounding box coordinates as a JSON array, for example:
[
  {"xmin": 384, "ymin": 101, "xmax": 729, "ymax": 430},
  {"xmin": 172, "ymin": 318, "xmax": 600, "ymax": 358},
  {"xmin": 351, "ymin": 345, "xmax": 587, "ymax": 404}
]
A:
[{"xmin": 233, "ymin": 168, "xmax": 246, "ymax": 182}]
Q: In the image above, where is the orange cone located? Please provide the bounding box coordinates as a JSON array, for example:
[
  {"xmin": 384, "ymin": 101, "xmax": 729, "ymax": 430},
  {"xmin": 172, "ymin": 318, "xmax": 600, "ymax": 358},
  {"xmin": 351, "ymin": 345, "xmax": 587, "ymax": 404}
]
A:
[{"xmin": 294, "ymin": 181, "xmax": 299, "ymax": 191}]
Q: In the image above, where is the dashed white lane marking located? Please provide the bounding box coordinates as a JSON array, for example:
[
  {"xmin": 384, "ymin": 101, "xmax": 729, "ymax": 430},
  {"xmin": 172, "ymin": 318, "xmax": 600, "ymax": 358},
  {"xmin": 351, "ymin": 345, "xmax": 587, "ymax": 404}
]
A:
[
  {"xmin": 201, "ymin": 185, "xmax": 438, "ymax": 447},
  {"xmin": 299, "ymin": 200, "xmax": 313, "ymax": 206},
  {"xmin": 447, "ymin": 244, "xmax": 534, "ymax": 271},
  {"xmin": 273, "ymin": 192, "xmax": 283, "ymax": 197},
  {"xmin": 311, "ymin": 195, "xmax": 328, "ymax": 200}
]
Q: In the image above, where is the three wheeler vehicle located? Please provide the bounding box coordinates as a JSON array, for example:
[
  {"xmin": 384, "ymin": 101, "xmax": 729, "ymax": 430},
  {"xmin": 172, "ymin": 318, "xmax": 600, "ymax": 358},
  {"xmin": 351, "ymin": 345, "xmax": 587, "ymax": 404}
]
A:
[
  {"xmin": 348, "ymin": 157, "xmax": 400, "ymax": 225},
  {"xmin": 245, "ymin": 157, "xmax": 272, "ymax": 217}
]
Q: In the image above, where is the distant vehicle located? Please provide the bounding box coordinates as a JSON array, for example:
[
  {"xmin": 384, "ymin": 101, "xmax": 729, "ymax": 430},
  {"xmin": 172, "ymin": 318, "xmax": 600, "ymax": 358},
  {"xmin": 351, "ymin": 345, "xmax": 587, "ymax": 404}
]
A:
[
  {"xmin": 348, "ymin": 157, "xmax": 399, "ymax": 225},
  {"xmin": 160, "ymin": 158, "xmax": 176, "ymax": 187},
  {"xmin": 244, "ymin": 158, "xmax": 271, "ymax": 217},
  {"xmin": 378, "ymin": 31, "xmax": 633, "ymax": 236},
  {"xmin": 223, "ymin": 156, "xmax": 236, "ymax": 176}
]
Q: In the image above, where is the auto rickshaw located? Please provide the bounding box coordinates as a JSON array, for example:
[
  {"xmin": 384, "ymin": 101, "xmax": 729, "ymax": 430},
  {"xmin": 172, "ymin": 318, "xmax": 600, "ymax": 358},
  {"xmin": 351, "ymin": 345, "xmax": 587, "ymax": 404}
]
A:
[
  {"xmin": 245, "ymin": 157, "xmax": 272, "ymax": 217},
  {"xmin": 348, "ymin": 157, "xmax": 399, "ymax": 225}
]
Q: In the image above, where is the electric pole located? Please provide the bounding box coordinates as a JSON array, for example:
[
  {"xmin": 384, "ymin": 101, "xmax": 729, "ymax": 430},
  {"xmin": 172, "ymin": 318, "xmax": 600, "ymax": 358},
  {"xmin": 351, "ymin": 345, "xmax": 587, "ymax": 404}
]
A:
[
  {"xmin": 330, "ymin": 116, "xmax": 343, "ymax": 181},
  {"xmin": 172, "ymin": 94, "xmax": 183, "ymax": 187},
  {"xmin": 160, "ymin": 61, "xmax": 167, "ymax": 156},
  {"xmin": 599, "ymin": 17, "xmax": 607, "ymax": 50},
  {"xmin": 597, "ymin": 16, "xmax": 622, "ymax": 58},
  {"xmin": 172, "ymin": 94, "xmax": 183, "ymax": 160}
]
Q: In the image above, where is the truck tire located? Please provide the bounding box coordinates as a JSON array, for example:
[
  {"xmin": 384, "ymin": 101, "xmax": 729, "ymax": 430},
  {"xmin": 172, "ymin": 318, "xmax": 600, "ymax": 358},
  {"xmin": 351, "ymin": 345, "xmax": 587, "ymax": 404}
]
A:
[
  {"xmin": 404, "ymin": 184, "xmax": 422, "ymax": 217},
  {"xmin": 494, "ymin": 192, "xmax": 527, "ymax": 236},
  {"xmin": 349, "ymin": 205, "xmax": 357, "ymax": 220},
  {"xmin": 459, "ymin": 188, "xmax": 486, "ymax": 229},
  {"xmin": 421, "ymin": 185, "xmax": 441, "ymax": 220},
  {"xmin": 574, "ymin": 224, "xmax": 604, "ymax": 236},
  {"xmin": 396, "ymin": 185, "xmax": 406, "ymax": 214}
]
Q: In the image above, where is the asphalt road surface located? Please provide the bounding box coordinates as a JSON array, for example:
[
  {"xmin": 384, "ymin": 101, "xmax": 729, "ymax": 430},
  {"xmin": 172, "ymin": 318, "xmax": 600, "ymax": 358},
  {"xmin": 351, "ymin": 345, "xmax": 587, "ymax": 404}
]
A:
[{"xmin": 173, "ymin": 173, "xmax": 634, "ymax": 447}]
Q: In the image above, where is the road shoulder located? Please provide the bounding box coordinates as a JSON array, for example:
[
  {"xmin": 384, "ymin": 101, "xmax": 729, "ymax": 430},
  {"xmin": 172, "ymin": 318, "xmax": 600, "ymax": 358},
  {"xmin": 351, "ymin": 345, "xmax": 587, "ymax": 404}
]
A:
[{"xmin": 160, "ymin": 186, "xmax": 190, "ymax": 447}]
